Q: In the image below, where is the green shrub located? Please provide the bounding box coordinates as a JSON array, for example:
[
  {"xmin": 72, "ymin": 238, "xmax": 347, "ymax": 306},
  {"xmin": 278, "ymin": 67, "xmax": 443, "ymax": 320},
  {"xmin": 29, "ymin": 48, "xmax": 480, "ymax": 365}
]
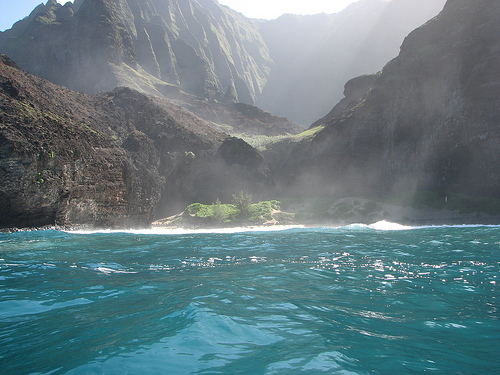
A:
[
  {"xmin": 232, "ymin": 191, "xmax": 253, "ymax": 217},
  {"xmin": 249, "ymin": 200, "xmax": 280, "ymax": 221},
  {"xmin": 213, "ymin": 198, "xmax": 226, "ymax": 222}
]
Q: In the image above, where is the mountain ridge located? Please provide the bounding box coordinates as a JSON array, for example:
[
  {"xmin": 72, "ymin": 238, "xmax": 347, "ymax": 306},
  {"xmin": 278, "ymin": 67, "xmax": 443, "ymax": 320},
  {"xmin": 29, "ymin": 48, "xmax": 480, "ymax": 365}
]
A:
[{"xmin": 0, "ymin": 0, "xmax": 272, "ymax": 105}]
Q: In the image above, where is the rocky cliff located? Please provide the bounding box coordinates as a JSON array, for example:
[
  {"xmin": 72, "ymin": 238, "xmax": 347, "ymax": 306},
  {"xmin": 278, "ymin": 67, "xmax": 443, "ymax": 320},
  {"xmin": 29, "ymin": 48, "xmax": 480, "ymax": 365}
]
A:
[
  {"xmin": 267, "ymin": 0, "xmax": 500, "ymax": 200},
  {"xmin": 0, "ymin": 0, "xmax": 271, "ymax": 105},
  {"xmin": 0, "ymin": 55, "xmax": 273, "ymax": 228},
  {"xmin": 309, "ymin": 73, "xmax": 380, "ymax": 129}
]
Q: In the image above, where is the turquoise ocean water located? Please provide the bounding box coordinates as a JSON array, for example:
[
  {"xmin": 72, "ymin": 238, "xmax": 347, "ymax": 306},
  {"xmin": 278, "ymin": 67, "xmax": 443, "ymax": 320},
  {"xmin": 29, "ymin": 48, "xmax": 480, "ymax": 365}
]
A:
[{"xmin": 0, "ymin": 223, "xmax": 499, "ymax": 374}]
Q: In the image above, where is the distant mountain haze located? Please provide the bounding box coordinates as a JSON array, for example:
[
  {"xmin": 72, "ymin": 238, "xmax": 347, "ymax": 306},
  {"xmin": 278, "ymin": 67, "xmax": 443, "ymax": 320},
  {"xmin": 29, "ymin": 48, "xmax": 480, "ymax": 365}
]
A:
[
  {"xmin": 257, "ymin": 0, "xmax": 447, "ymax": 124},
  {"xmin": 0, "ymin": 0, "xmax": 445, "ymax": 126}
]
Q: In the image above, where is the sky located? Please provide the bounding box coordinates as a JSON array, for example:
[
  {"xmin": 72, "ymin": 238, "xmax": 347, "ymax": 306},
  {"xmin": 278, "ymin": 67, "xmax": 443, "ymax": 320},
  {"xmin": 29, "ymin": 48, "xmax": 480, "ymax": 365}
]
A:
[
  {"xmin": 0, "ymin": 0, "xmax": 359, "ymax": 32},
  {"xmin": 0, "ymin": 0, "xmax": 70, "ymax": 31},
  {"xmin": 217, "ymin": 0, "xmax": 359, "ymax": 19}
]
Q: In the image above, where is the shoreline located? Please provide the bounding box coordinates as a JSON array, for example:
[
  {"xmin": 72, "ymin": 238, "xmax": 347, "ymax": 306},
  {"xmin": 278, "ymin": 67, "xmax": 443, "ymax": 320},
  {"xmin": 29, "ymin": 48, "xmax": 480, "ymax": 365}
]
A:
[
  {"xmin": 149, "ymin": 199, "xmax": 500, "ymax": 231},
  {"xmin": 2, "ymin": 201, "xmax": 500, "ymax": 233},
  {"xmin": 2, "ymin": 219, "xmax": 500, "ymax": 234}
]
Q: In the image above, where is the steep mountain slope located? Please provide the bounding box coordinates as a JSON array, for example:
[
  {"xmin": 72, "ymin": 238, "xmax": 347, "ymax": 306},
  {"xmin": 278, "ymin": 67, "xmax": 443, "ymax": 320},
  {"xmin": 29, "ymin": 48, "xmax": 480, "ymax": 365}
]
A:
[
  {"xmin": 0, "ymin": 55, "xmax": 273, "ymax": 228},
  {"xmin": 257, "ymin": 0, "xmax": 446, "ymax": 125},
  {"xmin": 267, "ymin": 0, "xmax": 500, "ymax": 200},
  {"xmin": 0, "ymin": 0, "xmax": 271, "ymax": 105}
]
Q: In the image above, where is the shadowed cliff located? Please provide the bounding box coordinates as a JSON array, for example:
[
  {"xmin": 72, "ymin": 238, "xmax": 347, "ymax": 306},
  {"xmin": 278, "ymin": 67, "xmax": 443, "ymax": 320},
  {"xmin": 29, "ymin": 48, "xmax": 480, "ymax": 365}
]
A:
[
  {"xmin": 0, "ymin": 55, "xmax": 273, "ymax": 228},
  {"xmin": 267, "ymin": 0, "xmax": 500, "ymax": 201}
]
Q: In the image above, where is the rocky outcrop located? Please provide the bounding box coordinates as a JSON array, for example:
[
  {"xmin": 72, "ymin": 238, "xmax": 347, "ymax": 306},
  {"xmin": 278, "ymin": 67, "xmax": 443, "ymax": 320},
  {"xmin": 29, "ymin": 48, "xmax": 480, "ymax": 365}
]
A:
[
  {"xmin": 0, "ymin": 55, "xmax": 273, "ymax": 228},
  {"xmin": 0, "ymin": 0, "xmax": 271, "ymax": 105},
  {"xmin": 268, "ymin": 0, "xmax": 500, "ymax": 200},
  {"xmin": 309, "ymin": 73, "xmax": 380, "ymax": 129}
]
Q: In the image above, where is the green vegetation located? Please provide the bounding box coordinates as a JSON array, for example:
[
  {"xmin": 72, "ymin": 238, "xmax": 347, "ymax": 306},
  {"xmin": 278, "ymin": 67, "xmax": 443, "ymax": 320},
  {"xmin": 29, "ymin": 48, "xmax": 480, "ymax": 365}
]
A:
[
  {"xmin": 109, "ymin": 63, "xmax": 179, "ymax": 98},
  {"xmin": 237, "ymin": 126, "xmax": 325, "ymax": 151},
  {"xmin": 251, "ymin": 200, "xmax": 281, "ymax": 221},
  {"xmin": 18, "ymin": 102, "xmax": 73, "ymax": 129},
  {"xmin": 232, "ymin": 191, "xmax": 253, "ymax": 217},
  {"xmin": 37, "ymin": 15, "xmax": 60, "ymax": 27},
  {"xmin": 244, "ymin": 125, "xmax": 326, "ymax": 151},
  {"xmin": 184, "ymin": 151, "xmax": 196, "ymax": 160},
  {"xmin": 238, "ymin": 133, "xmax": 291, "ymax": 150},
  {"xmin": 80, "ymin": 121, "xmax": 98, "ymax": 134},
  {"xmin": 156, "ymin": 190, "xmax": 500, "ymax": 229},
  {"xmin": 186, "ymin": 201, "xmax": 237, "ymax": 223},
  {"xmin": 34, "ymin": 172, "xmax": 45, "ymax": 184},
  {"xmin": 180, "ymin": 194, "xmax": 283, "ymax": 226},
  {"xmin": 212, "ymin": 198, "xmax": 226, "ymax": 222},
  {"xmin": 19, "ymin": 101, "xmax": 38, "ymax": 118},
  {"xmin": 44, "ymin": 112, "xmax": 66, "ymax": 123},
  {"xmin": 291, "ymin": 125, "xmax": 325, "ymax": 140}
]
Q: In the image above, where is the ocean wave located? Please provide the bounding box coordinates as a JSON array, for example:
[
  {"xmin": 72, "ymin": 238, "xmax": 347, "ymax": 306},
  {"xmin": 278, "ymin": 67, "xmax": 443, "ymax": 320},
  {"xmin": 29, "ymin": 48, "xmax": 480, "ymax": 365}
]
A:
[
  {"xmin": 368, "ymin": 221, "xmax": 414, "ymax": 231},
  {"xmin": 321, "ymin": 221, "xmax": 500, "ymax": 232},
  {"xmin": 27, "ymin": 222, "xmax": 500, "ymax": 236},
  {"xmin": 64, "ymin": 225, "xmax": 306, "ymax": 235}
]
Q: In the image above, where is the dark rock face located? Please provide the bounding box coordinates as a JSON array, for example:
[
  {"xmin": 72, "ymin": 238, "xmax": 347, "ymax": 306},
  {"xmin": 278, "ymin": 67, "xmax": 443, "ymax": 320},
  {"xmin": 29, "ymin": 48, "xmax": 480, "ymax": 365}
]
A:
[
  {"xmin": 0, "ymin": 0, "xmax": 271, "ymax": 105},
  {"xmin": 309, "ymin": 73, "xmax": 380, "ymax": 129},
  {"xmin": 269, "ymin": 0, "xmax": 500, "ymax": 200},
  {"xmin": 0, "ymin": 55, "xmax": 273, "ymax": 228}
]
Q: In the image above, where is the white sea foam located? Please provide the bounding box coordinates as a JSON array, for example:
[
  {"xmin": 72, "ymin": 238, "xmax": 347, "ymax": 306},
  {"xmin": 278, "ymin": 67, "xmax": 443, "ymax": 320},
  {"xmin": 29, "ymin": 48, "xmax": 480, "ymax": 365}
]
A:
[
  {"xmin": 60, "ymin": 222, "xmax": 500, "ymax": 235},
  {"xmin": 334, "ymin": 221, "xmax": 413, "ymax": 231},
  {"xmin": 95, "ymin": 267, "xmax": 136, "ymax": 274},
  {"xmin": 369, "ymin": 221, "xmax": 413, "ymax": 231},
  {"xmin": 344, "ymin": 221, "xmax": 500, "ymax": 231},
  {"xmin": 65, "ymin": 225, "xmax": 306, "ymax": 235}
]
